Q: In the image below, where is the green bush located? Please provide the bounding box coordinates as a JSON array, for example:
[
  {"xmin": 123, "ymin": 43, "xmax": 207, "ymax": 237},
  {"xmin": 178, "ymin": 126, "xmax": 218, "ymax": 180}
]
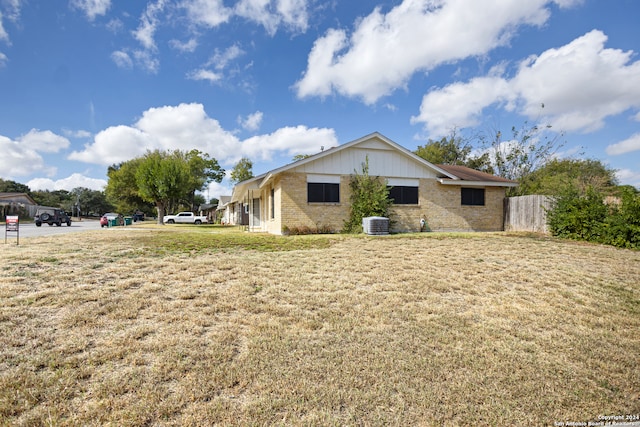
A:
[
  {"xmin": 547, "ymin": 186, "xmax": 640, "ymax": 249},
  {"xmin": 600, "ymin": 188, "xmax": 640, "ymax": 249},
  {"xmin": 343, "ymin": 157, "xmax": 393, "ymax": 234}
]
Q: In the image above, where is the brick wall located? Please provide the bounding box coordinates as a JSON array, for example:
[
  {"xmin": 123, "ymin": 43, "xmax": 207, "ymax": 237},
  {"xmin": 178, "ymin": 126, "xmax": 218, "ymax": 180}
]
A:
[{"xmin": 276, "ymin": 172, "xmax": 506, "ymax": 234}]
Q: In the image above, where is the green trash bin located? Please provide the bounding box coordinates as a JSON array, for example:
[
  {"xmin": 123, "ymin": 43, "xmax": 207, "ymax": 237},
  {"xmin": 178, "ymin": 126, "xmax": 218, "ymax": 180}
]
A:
[
  {"xmin": 124, "ymin": 216, "xmax": 133, "ymax": 226},
  {"xmin": 108, "ymin": 218, "xmax": 117, "ymax": 227}
]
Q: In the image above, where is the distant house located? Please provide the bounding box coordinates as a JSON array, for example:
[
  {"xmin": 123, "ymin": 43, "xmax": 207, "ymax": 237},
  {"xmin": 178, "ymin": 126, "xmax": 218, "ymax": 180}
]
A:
[
  {"xmin": 0, "ymin": 193, "xmax": 38, "ymax": 219},
  {"xmin": 224, "ymin": 132, "xmax": 517, "ymax": 234}
]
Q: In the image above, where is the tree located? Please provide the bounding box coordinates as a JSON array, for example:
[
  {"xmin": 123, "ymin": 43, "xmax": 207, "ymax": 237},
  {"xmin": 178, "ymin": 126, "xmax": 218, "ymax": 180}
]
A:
[
  {"xmin": 523, "ymin": 158, "xmax": 618, "ymax": 197},
  {"xmin": 70, "ymin": 187, "xmax": 113, "ymax": 217},
  {"xmin": 135, "ymin": 150, "xmax": 192, "ymax": 224},
  {"xmin": 31, "ymin": 189, "xmax": 73, "ymax": 210},
  {"xmin": 106, "ymin": 158, "xmax": 152, "ymax": 214},
  {"xmin": 343, "ymin": 156, "xmax": 393, "ymax": 233},
  {"xmin": 415, "ymin": 131, "xmax": 493, "ymax": 173},
  {"xmin": 182, "ymin": 149, "xmax": 225, "ymax": 211},
  {"xmin": 481, "ymin": 118, "xmax": 566, "ymax": 196},
  {"xmin": 230, "ymin": 157, "xmax": 254, "ymax": 184},
  {"xmin": 0, "ymin": 179, "xmax": 31, "ymax": 194}
]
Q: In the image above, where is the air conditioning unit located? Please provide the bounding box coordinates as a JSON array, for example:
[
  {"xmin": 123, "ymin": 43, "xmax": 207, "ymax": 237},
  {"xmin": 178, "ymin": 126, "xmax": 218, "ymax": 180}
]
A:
[{"xmin": 362, "ymin": 216, "xmax": 389, "ymax": 235}]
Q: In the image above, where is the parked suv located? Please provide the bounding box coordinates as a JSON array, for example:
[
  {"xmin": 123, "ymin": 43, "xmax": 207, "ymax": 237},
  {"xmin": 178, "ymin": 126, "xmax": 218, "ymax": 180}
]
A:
[{"xmin": 35, "ymin": 208, "xmax": 72, "ymax": 227}]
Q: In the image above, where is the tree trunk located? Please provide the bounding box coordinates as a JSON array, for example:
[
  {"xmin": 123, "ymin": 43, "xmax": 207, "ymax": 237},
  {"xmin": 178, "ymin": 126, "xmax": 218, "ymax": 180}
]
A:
[{"xmin": 156, "ymin": 202, "xmax": 165, "ymax": 225}]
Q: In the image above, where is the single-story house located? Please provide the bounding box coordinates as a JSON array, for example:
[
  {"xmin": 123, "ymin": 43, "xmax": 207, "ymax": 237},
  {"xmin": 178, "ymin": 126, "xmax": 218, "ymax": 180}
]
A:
[
  {"xmin": 225, "ymin": 132, "xmax": 517, "ymax": 234},
  {"xmin": 0, "ymin": 192, "xmax": 38, "ymax": 219}
]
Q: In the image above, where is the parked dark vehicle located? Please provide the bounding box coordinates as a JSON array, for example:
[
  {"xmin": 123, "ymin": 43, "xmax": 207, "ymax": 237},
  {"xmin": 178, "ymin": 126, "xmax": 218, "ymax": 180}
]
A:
[
  {"xmin": 35, "ymin": 207, "xmax": 72, "ymax": 227},
  {"xmin": 133, "ymin": 211, "xmax": 145, "ymax": 222}
]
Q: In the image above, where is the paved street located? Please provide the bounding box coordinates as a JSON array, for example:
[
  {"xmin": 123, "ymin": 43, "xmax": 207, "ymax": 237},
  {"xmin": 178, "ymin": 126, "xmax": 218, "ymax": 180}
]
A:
[{"xmin": 4, "ymin": 219, "xmax": 102, "ymax": 240}]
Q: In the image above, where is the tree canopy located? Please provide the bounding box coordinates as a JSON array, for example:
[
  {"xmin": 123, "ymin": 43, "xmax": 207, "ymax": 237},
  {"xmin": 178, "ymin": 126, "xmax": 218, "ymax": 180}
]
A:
[
  {"xmin": 414, "ymin": 131, "xmax": 493, "ymax": 174},
  {"xmin": 522, "ymin": 158, "xmax": 618, "ymax": 197},
  {"xmin": 106, "ymin": 149, "xmax": 224, "ymax": 224},
  {"xmin": 230, "ymin": 157, "xmax": 254, "ymax": 184}
]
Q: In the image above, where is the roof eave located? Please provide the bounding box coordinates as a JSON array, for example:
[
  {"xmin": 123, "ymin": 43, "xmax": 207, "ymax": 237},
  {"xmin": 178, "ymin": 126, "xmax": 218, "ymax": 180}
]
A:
[{"xmin": 437, "ymin": 178, "xmax": 519, "ymax": 187}]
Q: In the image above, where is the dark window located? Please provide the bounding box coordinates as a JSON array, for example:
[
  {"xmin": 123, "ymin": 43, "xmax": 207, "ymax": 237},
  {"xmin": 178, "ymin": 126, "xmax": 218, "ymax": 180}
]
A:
[
  {"xmin": 308, "ymin": 183, "xmax": 340, "ymax": 203},
  {"xmin": 461, "ymin": 188, "xmax": 485, "ymax": 206},
  {"xmin": 388, "ymin": 186, "xmax": 419, "ymax": 204},
  {"xmin": 270, "ymin": 188, "xmax": 275, "ymax": 219}
]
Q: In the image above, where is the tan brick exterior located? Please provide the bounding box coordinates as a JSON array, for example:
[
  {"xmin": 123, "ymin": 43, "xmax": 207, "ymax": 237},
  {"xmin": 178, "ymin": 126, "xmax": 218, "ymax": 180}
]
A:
[{"xmin": 267, "ymin": 172, "xmax": 506, "ymax": 234}]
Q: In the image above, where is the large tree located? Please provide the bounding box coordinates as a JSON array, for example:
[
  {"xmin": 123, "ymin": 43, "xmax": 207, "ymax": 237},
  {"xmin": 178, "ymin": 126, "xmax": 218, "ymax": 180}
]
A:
[
  {"xmin": 0, "ymin": 179, "xmax": 31, "ymax": 194},
  {"xmin": 182, "ymin": 149, "xmax": 225, "ymax": 210},
  {"xmin": 522, "ymin": 158, "xmax": 618, "ymax": 197},
  {"xmin": 106, "ymin": 158, "xmax": 152, "ymax": 215},
  {"xmin": 481, "ymin": 117, "xmax": 566, "ymax": 196},
  {"xmin": 70, "ymin": 187, "xmax": 113, "ymax": 217},
  {"xmin": 230, "ymin": 157, "xmax": 254, "ymax": 184},
  {"xmin": 133, "ymin": 149, "xmax": 224, "ymax": 224},
  {"xmin": 414, "ymin": 131, "xmax": 493, "ymax": 173},
  {"xmin": 135, "ymin": 150, "xmax": 192, "ymax": 224}
]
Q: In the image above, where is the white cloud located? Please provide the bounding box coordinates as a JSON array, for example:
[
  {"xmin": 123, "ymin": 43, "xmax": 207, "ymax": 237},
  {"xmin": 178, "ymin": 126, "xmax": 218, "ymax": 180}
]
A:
[
  {"xmin": 187, "ymin": 69, "xmax": 222, "ymax": 83},
  {"xmin": 295, "ymin": 0, "xmax": 574, "ymax": 104},
  {"xmin": 27, "ymin": 173, "xmax": 107, "ymax": 192},
  {"xmin": 0, "ymin": 135, "xmax": 55, "ymax": 178},
  {"xmin": 0, "ymin": 12, "xmax": 9, "ymax": 44},
  {"xmin": 606, "ymin": 133, "xmax": 640, "ymax": 156},
  {"xmin": 615, "ymin": 169, "xmax": 640, "ymax": 189},
  {"xmin": 208, "ymin": 44, "xmax": 245, "ymax": 70},
  {"xmin": 68, "ymin": 103, "xmax": 337, "ymax": 168},
  {"xmin": 234, "ymin": 0, "xmax": 308, "ymax": 36},
  {"xmin": 63, "ymin": 129, "xmax": 93, "ymax": 139},
  {"xmin": 69, "ymin": 125, "xmax": 150, "ymax": 165},
  {"xmin": 411, "ymin": 76, "xmax": 514, "ymax": 134},
  {"xmin": 18, "ymin": 129, "xmax": 71, "ymax": 153},
  {"xmin": 170, "ymin": 38, "xmax": 198, "ymax": 53},
  {"xmin": 133, "ymin": 49, "xmax": 160, "ymax": 73},
  {"xmin": 241, "ymin": 125, "xmax": 337, "ymax": 161},
  {"xmin": 111, "ymin": 50, "xmax": 133, "ymax": 69},
  {"xmin": 133, "ymin": 0, "xmax": 166, "ymax": 51},
  {"xmin": 238, "ymin": 111, "xmax": 264, "ymax": 131},
  {"xmin": 0, "ymin": 51, "xmax": 7, "ymax": 67},
  {"xmin": 181, "ymin": 0, "xmax": 232, "ymax": 28},
  {"xmin": 70, "ymin": 0, "xmax": 111, "ymax": 21},
  {"xmin": 187, "ymin": 44, "xmax": 245, "ymax": 84},
  {"xmin": 413, "ymin": 30, "xmax": 640, "ymax": 136}
]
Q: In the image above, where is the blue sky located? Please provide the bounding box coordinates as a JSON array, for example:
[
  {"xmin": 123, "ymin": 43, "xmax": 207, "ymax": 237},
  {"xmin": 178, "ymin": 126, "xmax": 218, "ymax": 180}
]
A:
[{"xmin": 1, "ymin": 0, "xmax": 639, "ymax": 199}]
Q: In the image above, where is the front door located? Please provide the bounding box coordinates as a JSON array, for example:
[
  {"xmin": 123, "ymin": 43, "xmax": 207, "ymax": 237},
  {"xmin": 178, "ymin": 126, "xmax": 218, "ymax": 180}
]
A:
[{"xmin": 252, "ymin": 198, "xmax": 261, "ymax": 227}]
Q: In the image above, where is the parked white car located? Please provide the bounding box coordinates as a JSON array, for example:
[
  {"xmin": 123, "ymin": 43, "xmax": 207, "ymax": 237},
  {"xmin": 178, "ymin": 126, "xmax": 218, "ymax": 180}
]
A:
[{"xmin": 162, "ymin": 212, "xmax": 208, "ymax": 224}]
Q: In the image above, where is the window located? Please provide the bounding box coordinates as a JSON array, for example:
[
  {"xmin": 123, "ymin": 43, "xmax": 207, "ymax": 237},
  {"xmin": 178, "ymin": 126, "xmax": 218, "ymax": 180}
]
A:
[
  {"xmin": 308, "ymin": 183, "xmax": 340, "ymax": 203},
  {"xmin": 461, "ymin": 188, "xmax": 485, "ymax": 206},
  {"xmin": 270, "ymin": 188, "xmax": 275, "ymax": 219},
  {"xmin": 388, "ymin": 186, "xmax": 418, "ymax": 204}
]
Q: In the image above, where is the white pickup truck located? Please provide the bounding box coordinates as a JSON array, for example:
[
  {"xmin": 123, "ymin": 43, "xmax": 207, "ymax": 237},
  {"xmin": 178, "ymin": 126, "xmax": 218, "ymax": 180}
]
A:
[{"xmin": 162, "ymin": 212, "xmax": 208, "ymax": 224}]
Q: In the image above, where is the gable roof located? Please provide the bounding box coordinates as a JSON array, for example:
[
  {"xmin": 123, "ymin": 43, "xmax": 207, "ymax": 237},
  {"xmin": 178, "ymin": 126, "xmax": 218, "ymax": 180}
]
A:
[
  {"xmin": 0, "ymin": 192, "xmax": 37, "ymax": 205},
  {"xmin": 230, "ymin": 132, "xmax": 518, "ymax": 201}
]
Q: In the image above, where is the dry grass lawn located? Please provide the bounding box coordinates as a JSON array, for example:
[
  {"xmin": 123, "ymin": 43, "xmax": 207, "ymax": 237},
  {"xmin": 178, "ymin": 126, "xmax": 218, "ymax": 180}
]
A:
[{"xmin": 1, "ymin": 226, "xmax": 639, "ymax": 426}]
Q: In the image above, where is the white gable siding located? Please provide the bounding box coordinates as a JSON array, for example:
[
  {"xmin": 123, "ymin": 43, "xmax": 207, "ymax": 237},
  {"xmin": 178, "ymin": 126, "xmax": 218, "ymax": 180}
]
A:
[{"xmin": 291, "ymin": 146, "xmax": 438, "ymax": 179}]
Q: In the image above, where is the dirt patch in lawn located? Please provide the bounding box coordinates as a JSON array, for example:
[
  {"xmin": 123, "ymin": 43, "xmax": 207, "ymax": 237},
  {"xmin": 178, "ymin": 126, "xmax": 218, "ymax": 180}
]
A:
[{"xmin": 1, "ymin": 230, "xmax": 639, "ymax": 425}]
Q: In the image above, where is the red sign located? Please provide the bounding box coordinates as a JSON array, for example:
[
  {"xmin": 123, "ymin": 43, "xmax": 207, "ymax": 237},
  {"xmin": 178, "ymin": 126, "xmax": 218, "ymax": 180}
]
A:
[{"xmin": 6, "ymin": 216, "xmax": 18, "ymax": 232}]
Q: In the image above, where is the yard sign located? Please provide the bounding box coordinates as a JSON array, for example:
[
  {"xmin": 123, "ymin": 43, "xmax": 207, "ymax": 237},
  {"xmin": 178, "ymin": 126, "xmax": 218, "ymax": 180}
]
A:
[{"xmin": 5, "ymin": 215, "xmax": 19, "ymax": 245}]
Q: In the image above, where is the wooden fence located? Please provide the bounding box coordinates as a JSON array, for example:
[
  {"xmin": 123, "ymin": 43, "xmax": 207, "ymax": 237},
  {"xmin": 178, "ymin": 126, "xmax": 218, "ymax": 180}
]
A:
[{"xmin": 504, "ymin": 195, "xmax": 554, "ymax": 233}]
